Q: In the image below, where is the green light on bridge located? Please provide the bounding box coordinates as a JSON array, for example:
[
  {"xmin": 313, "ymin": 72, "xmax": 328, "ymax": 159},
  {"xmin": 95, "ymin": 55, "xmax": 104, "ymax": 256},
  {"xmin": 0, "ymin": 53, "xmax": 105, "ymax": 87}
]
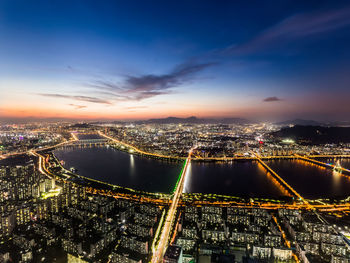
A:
[{"xmin": 173, "ymin": 160, "xmax": 186, "ymax": 194}]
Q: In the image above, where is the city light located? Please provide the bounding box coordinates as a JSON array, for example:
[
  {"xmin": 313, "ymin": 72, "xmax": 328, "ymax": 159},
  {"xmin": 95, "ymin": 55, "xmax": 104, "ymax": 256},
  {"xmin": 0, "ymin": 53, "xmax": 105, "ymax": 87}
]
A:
[{"xmin": 1, "ymin": 1, "xmax": 350, "ymax": 262}]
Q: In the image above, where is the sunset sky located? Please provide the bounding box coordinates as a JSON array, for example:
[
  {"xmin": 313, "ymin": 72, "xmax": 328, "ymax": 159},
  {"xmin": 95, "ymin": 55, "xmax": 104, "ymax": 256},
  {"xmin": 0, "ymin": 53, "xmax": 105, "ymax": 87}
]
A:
[{"xmin": 1, "ymin": 0, "xmax": 350, "ymax": 121}]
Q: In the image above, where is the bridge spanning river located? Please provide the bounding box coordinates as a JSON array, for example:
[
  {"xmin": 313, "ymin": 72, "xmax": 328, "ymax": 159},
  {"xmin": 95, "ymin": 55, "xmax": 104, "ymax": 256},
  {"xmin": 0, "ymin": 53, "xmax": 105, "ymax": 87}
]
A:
[
  {"xmin": 28, "ymin": 132, "xmax": 350, "ymax": 262},
  {"xmin": 151, "ymin": 149, "xmax": 193, "ymax": 263},
  {"xmin": 64, "ymin": 138, "xmax": 109, "ymax": 146}
]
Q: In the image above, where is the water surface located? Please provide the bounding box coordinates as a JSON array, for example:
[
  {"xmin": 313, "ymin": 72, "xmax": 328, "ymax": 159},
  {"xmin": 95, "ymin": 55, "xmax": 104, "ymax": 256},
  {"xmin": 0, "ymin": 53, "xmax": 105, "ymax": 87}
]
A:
[
  {"xmin": 185, "ymin": 161, "xmax": 287, "ymax": 198},
  {"xmin": 54, "ymin": 146, "xmax": 182, "ymax": 193},
  {"xmin": 266, "ymin": 159, "xmax": 350, "ymax": 198},
  {"xmin": 54, "ymin": 146, "xmax": 350, "ymax": 198},
  {"xmin": 315, "ymin": 157, "xmax": 350, "ymax": 170}
]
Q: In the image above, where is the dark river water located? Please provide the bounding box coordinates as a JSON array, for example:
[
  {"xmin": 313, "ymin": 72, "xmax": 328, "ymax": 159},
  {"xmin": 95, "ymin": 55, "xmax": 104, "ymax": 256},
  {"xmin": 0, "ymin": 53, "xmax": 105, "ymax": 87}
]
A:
[
  {"xmin": 266, "ymin": 159, "xmax": 350, "ymax": 199},
  {"xmin": 314, "ymin": 157, "xmax": 350, "ymax": 170},
  {"xmin": 184, "ymin": 161, "xmax": 287, "ymax": 198},
  {"xmin": 54, "ymin": 146, "xmax": 182, "ymax": 193},
  {"xmin": 53, "ymin": 146, "xmax": 350, "ymax": 198},
  {"xmin": 339, "ymin": 158, "xmax": 350, "ymax": 169}
]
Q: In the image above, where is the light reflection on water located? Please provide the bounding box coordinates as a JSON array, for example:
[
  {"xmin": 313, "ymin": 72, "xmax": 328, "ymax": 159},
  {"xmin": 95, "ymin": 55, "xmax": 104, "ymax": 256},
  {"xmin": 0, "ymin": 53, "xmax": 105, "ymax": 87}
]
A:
[
  {"xmin": 130, "ymin": 154, "xmax": 135, "ymax": 176},
  {"xmin": 187, "ymin": 161, "xmax": 287, "ymax": 198},
  {"xmin": 266, "ymin": 159, "xmax": 350, "ymax": 199},
  {"xmin": 183, "ymin": 162, "xmax": 191, "ymax": 193},
  {"xmin": 54, "ymin": 145, "xmax": 181, "ymax": 193},
  {"xmin": 54, "ymin": 145, "xmax": 350, "ymax": 198}
]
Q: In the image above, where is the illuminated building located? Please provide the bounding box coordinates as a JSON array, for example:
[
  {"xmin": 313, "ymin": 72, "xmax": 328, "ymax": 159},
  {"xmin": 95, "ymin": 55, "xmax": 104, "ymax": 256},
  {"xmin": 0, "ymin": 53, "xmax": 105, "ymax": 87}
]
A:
[{"xmin": 163, "ymin": 245, "xmax": 183, "ymax": 263}]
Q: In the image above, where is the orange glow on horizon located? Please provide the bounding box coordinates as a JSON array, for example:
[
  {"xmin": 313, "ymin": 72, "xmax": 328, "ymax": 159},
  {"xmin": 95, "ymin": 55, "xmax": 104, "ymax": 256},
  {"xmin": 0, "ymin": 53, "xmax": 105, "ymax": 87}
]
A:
[{"xmin": 0, "ymin": 105, "xmax": 263, "ymax": 120}]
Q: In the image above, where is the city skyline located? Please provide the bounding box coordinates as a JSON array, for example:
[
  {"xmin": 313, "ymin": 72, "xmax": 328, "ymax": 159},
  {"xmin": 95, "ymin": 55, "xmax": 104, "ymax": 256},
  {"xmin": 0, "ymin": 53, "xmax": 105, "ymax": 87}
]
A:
[
  {"xmin": 1, "ymin": 0, "xmax": 350, "ymax": 121},
  {"xmin": 2, "ymin": 2, "xmax": 350, "ymax": 260}
]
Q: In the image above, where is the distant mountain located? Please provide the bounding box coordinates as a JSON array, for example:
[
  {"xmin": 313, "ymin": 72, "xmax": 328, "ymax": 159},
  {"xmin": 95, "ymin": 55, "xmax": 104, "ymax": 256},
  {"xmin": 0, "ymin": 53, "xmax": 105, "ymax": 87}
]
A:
[
  {"xmin": 69, "ymin": 123, "xmax": 92, "ymax": 128},
  {"xmin": 327, "ymin": 121, "xmax": 350, "ymax": 127},
  {"xmin": 145, "ymin": 116, "xmax": 199, "ymax": 124},
  {"xmin": 0, "ymin": 116, "xmax": 77, "ymax": 124},
  {"xmin": 137, "ymin": 116, "xmax": 252, "ymax": 124},
  {"xmin": 275, "ymin": 119, "xmax": 324, "ymax": 126},
  {"xmin": 272, "ymin": 125, "xmax": 350, "ymax": 144},
  {"xmin": 220, "ymin": 118, "xmax": 252, "ymax": 124}
]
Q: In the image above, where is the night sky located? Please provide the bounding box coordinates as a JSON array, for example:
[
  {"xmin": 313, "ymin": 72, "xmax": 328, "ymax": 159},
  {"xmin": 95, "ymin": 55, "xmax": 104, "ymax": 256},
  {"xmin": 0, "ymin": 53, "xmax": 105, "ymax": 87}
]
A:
[{"xmin": 1, "ymin": 0, "xmax": 350, "ymax": 121}]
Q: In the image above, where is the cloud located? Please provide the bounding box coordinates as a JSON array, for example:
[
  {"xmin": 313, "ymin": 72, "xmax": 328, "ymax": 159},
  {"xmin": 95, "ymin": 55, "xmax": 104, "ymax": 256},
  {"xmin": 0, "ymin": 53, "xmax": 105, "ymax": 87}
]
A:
[
  {"xmin": 125, "ymin": 106, "xmax": 148, "ymax": 110},
  {"xmin": 35, "ymin": 61, "xmax": 214, "ymax": 107},
  {"xmin": 37, "ymin": 93, "xmax": 111, "ymax": 105},
  {"xmin": 89, "ymin": 61, "xmax": 215, "ymax": 101},
  {"xmin": 227, "ymin": 6, "xmax": 350, "ymax": 54},
  {"xmin": 125, "ymin": 106, "xmax": 149, "ymax": 112},
  {"xmin": 263, "ymin": 96, "xmax": 283, "ymax": 102},
  {"xmin": 68, "ymin": 104, "xmax": 87, "ymax": 109}
]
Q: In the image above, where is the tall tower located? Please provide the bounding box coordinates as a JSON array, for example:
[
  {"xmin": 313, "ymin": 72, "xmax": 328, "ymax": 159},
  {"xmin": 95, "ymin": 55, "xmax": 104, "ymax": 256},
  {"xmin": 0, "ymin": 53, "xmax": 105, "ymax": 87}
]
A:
[{"xmin": 334, "ymin": 160, "xmax": 342, "ymax": 173}]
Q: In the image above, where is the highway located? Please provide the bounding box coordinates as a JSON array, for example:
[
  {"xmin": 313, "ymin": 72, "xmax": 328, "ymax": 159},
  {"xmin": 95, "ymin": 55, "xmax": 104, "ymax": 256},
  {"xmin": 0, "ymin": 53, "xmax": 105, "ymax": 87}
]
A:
[
  {"xmin": 254, "ymin": 153, "xmax": 316, "ymax": 212},
  {"xmin": 151, "ymin": 148, "xmax": 193, "ymax": 263},
  {"xmin": 6, "ymin": 131, "xmax": 350, "ymax": 258},
  {"xmin": 0, "ymin": 132, "xmax": 81, "ymax": 160}
]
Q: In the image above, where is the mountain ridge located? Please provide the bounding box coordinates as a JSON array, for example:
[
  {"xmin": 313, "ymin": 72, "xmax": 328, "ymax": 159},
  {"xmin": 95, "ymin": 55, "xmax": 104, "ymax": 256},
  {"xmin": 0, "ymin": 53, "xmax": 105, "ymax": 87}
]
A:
[{"xmin": 136, "ymin": 116, "xmax": 252, "ymax": 124}]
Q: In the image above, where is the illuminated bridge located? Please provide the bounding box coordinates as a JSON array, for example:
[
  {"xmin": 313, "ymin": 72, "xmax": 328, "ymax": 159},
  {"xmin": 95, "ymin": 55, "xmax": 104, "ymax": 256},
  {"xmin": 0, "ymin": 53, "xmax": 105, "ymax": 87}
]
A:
[
  {"xmin": 65, "ymin": 138, "xmax": 110, "ymax": 146},
  {"xmin": 295, "ymin": 154, "xmax": 350, "ymax": 176}
]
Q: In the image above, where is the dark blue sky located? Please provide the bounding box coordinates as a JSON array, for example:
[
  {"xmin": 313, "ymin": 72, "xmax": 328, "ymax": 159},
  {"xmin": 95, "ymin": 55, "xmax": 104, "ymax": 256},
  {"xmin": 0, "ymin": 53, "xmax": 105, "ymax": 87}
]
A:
[{"xmin": 1, "ymin": 0, "xmax": 350, "ymax": 121}]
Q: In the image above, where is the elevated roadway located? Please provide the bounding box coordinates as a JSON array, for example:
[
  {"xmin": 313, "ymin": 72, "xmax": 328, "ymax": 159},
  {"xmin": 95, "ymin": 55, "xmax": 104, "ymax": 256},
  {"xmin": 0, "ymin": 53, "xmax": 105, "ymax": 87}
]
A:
[
  {"xmin": 151, "ymin": 148, "xmax": 193, "ymax": 263},
  {"xmin": 295, "ymin": 154, "xmax": 350, "ymax": 176},
  {"xmin": 254, "ymin": 153, "xmax": 313, "ymax": 210}
]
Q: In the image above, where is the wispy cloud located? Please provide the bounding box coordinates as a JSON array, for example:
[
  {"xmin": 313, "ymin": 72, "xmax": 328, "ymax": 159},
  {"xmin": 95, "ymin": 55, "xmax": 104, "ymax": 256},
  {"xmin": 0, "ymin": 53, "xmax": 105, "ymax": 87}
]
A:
[
  {"xmin": 37, "ymin": 93, "xmax": 111, "ymax": 105},
  {"xmin": 35, "ymin": 61, "xmax": 214, "ymax": 107},
  {"xmin": 124, "ymin": 106, "xmax": 149, "ymax": 112},
  {"xmin": 263, "ymin": 96, "xmax": 283, "ymax": 102},
  {"xmin": 227, "ymin": 6, "xmax": 350, "ymax": 54},
  {"xmin": 68, "ymin": 104, "xmax": 87, "ymax": 109},
  {"xmin": 125, "ymin": 106, "xmax": 148, "ymax": 110},
  {"xmin": 89, "ymin": 61, "xmax": 215, "ymax": 101}
]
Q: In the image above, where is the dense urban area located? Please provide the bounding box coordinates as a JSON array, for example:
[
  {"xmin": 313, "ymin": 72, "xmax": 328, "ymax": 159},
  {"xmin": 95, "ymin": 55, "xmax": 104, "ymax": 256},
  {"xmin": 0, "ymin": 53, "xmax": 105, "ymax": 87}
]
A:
[{"xmin": 1, "ymin": 120, "xmax": 350, "ymax": 263}]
